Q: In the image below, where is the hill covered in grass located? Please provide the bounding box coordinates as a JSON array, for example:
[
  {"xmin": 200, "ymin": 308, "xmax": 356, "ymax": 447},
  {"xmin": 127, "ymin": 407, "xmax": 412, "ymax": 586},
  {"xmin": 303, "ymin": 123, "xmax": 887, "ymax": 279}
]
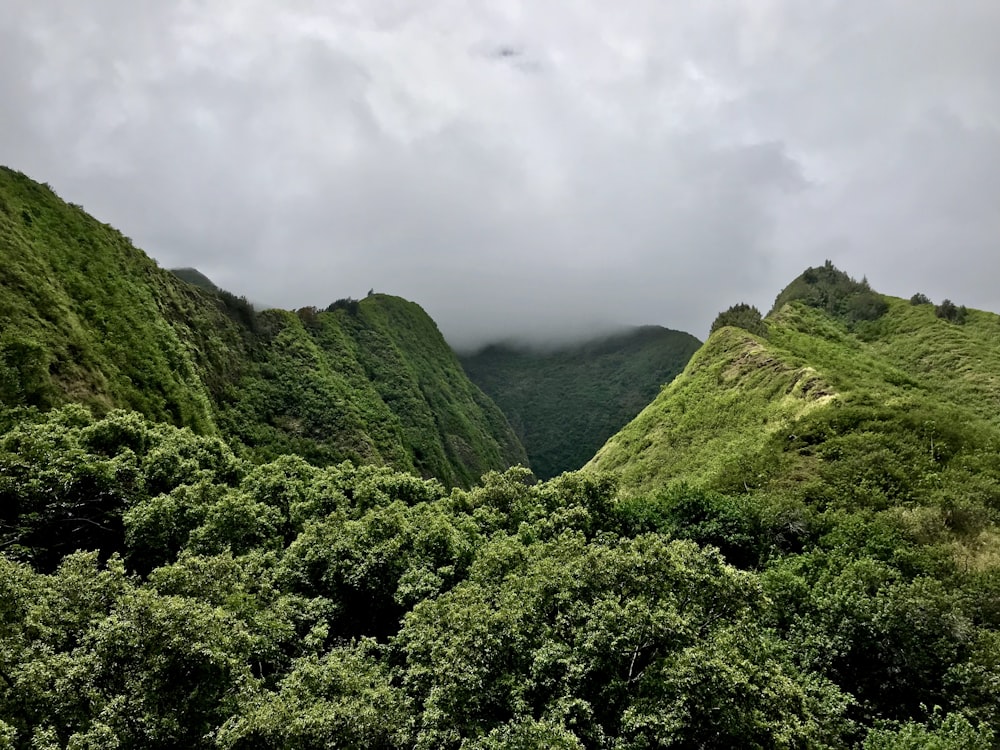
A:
[
  {"xmin": 589, "ymin": 263, "xmax": 1000, "ymax": 504},
  {"xmin": 0, "ymin": 167, "xmax": 524, "ymax": 486},
  {"xmin": 460, "ymin": 326, "xmax": 701, "ymax": 479}
]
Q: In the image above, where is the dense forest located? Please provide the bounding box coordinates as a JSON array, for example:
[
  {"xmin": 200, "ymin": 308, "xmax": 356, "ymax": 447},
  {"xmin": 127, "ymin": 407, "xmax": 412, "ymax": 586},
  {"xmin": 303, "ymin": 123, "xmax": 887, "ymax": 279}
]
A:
[
  {"xmin": 460, "ymin": 328, "xmax": 701, "ymax": 479},
  {"xmin": 1, "ymin": 170, "xmax": 999, "ymax": 748},
  {"xmin": 4, "ymin": 404, "xmax": 995, "ymax": 748}
]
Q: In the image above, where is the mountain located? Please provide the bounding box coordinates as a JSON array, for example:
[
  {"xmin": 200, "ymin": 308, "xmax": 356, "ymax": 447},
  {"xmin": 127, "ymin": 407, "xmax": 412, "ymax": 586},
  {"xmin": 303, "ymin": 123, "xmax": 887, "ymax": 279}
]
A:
[
  {"xmin": 219, "ymin": 295, "xmax": 526, "ymax": 486},
  {"xmin": 169, "ymin": 267, "xmax": 220, "ymax": 292},
  {"xmin": 0, "ymin": 167, "xmax": 524, "ymax": 486},
  {"xmin": 460, "ymin": 326, "xmax": 701, "ymax": 479},
  {"xmin": 589, "ymin": 262, "xmax": 1000, "ymax": 508}
]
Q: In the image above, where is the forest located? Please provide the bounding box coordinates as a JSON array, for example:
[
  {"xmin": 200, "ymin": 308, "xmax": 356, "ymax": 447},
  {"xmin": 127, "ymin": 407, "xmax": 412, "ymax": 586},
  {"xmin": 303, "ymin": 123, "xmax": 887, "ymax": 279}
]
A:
[{"xmin": 2, "ymin": 398, "xmax": 997, "ymax": 748}]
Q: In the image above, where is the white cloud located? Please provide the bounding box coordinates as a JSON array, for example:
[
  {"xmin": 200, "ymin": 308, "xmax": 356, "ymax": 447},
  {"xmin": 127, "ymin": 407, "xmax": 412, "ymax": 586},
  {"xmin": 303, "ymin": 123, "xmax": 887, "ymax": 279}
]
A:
[{"xmin": 1, "ymin": 1, "xmax": 998, "ymax": 346}]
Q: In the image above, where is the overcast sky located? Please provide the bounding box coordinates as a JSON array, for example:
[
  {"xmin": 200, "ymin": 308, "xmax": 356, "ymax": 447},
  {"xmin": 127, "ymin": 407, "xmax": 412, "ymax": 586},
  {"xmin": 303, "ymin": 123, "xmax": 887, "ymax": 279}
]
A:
[{"xmin": 2, "ymin": 1, "xmax": 998, "ymax": 348}]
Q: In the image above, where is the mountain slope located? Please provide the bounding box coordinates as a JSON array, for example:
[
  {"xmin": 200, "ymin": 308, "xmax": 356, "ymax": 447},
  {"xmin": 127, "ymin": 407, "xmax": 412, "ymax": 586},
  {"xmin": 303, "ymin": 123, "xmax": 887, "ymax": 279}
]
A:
[
  {"xmin": 460, "ymin": 326, "xmax": 701, "ymax": 478},
  {"xmin": 217, "ymin": 296, "xmax": 527, "ymax": 486},
  {"xmin": 0, "ymin": 169, "xmax": 229, "ymax": 431},
  {"xmin": 588, "ymin": 266, "xmax": 1000, "ymax": 515},
  {"xmin": 169, "ymin": 267, "xmax": 219, "ymax": 292},
  {"xmin": 0, "ymin": 167, "xmax": 524, "ymax": 485}
]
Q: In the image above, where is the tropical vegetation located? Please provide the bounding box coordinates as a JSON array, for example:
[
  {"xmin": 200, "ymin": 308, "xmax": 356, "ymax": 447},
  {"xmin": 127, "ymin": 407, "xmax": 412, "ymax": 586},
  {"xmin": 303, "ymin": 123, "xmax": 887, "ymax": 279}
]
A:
[{"xmin": 1, "ymin": 172, "xmax": 998, "ymax": 748}]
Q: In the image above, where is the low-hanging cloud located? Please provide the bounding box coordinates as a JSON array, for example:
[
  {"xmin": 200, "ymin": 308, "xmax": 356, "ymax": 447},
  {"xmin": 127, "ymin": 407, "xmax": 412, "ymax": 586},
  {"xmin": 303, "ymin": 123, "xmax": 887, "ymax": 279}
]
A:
[{"xmin": 2, "ymin": 1, "xmax": 998, "ymax": 348}]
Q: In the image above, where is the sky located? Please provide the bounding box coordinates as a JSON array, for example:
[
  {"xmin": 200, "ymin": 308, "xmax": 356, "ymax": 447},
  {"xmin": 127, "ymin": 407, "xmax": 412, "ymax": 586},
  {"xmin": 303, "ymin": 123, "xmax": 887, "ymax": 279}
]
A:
[{"xmin": 2, "ymin": 1, "xmax": 998, "ymax": 349}]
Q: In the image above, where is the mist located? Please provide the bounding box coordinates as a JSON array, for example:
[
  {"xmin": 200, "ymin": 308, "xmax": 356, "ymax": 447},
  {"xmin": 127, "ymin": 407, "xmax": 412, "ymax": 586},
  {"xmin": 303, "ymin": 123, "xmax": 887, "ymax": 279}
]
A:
[{"xmin": 2, "ymin": 1, "xmax": 998, "ymax": 348}]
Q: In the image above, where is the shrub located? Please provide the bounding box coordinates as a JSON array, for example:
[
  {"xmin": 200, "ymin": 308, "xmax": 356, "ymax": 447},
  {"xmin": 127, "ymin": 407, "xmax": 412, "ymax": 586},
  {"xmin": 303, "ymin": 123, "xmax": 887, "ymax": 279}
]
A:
[
  {"xmin": 710, "ymin": 303, "xmax": 767, "ymax": 337},
  {"xmin": 326, "ymin": 298, "xmax": 360, "ymax": 315},
  {"xmin": 935, "ymin": 299, "xmax": 967, "ymax": 324}
]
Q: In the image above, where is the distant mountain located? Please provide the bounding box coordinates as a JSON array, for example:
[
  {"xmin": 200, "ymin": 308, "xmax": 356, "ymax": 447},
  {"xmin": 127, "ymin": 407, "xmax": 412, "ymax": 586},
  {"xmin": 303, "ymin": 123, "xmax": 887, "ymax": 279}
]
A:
[
  {"xmin": 460, "ymin": 326, "xmax": 701, "ymax": 479},
  {"xmin": 0, "ymin": 167, "xmax": 525, "ymax": 486},
  {"xmin": 588, "ymin": 262, "xmax": 1000, "ymax": 503}
]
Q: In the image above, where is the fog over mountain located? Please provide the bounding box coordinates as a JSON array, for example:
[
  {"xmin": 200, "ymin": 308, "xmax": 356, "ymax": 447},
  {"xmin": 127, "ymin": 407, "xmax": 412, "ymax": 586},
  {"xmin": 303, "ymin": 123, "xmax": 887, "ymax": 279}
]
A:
[{"xmin": 2, "ymin": 1, "xmax": 998, "ymax": 347}]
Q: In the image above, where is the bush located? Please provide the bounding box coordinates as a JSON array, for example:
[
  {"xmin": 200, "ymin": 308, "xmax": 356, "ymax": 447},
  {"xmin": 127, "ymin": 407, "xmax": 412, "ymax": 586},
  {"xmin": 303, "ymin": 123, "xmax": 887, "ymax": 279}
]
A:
[
  {"xmin": 910, "ymin": 293, "xmax": 931, "ymax": 306},
  {"xmin": 771, "ymin": 262, "xmax": 889, "ymax": 327},
  {"xmin": 326, "ymin": 298, "xmax": 360, "ymax": 315},
  {"xmin": 710, "ymin": 303, "xmax": 767, "ymax": 337},
  {"xmin": 935, "ymin": 299, "xmax": 967, "ymax": 325},
  {"xmin": 847, "ymin": 291, "xmax": 889, "ymax": 323}
]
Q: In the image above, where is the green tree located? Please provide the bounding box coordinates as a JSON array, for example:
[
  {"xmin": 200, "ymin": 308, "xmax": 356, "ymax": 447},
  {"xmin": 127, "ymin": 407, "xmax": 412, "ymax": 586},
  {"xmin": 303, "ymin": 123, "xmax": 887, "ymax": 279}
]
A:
[
  {"xmin": 934, "ymin": 299, "xmax": 967, "ymax": 324},
  {"xmin": 398, "ymin": 532, "xmax": 849, "ymax": 749},
  {"xmin": 215, "ymin": 641, "xmax": 409, "ymax": 750},
  {"xmin": 863, "ymin": 711, "xmax": 994, "ymax": 749},
  {"xmin": 710, "ymin": 303, "xmax": 768, "ymax": 337}
]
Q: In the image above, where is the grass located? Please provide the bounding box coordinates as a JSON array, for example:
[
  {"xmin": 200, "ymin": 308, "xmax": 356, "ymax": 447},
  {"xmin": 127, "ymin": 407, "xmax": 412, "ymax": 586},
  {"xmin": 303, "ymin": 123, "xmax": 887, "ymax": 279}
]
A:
[{"xmin": 588, "ymin": 288, "xmax": 1000, "ymax": 536}]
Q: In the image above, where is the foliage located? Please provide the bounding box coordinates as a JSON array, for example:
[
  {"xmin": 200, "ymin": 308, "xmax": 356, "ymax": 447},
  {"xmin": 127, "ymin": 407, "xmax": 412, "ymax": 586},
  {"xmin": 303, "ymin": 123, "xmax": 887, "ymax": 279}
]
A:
[
  {"xmin": 586, "ymin": 271, "xmax": 1000, "ymax": 743},
  {"xmin": 325, "ymin": 296, "xmax": 360, "ymax": 315},
  {"xmin": 0, "ymin": 406, "xmax": 241, "ymax": 570},
  {"xmin": 910, "ymin": 292, "xmax": 931, "ymax": 305},
  {"xmin": 863, "ymin": 711, "xmax": 994, "ymax": 749},
  {"xmin": 771, "ymin": 260, "xmax": 888, "ymax": 326},
  {"xmin": 209, "ymin": 295, "xmax": 528, "ymax": 484},
  {"xmin": 169, "ymin": 267, "xmax": 219, "ymax": 292},
  {"xmin": 590, "ymin": 290, "xmax": 1000, "ymax": 501},
  {"xmin": 710, "ymin": 302, "xmax": 768, "ymax": 337},
  {"xmin": 0, "ymin": 168, "xmax": 225, "ymax": 429},
  {"xmin": 2, "ymin": 393, "xmax": 998, "ymax": 746},
  {"xmin": 935, "ymin": 298, "xmax": 968, "ymax": 324},
  {"xmin": 460, "ymin": 326, "xmax": 700, "ymax": 479}
]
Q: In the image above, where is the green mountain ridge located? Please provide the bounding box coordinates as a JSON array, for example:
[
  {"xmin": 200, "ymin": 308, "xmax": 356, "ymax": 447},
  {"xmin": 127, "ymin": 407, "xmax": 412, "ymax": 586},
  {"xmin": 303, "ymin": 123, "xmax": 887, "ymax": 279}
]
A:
[
  {"xmin": 587, "ymin": 268, "xmax": 1000, "ymax": 506},
  {"xmin": 584, "ymin": 264, "xmax": 1000, "ymax": 632},
  {"xmin": 460, "ymin": 326, "xmax": 701, "ymax": 479},
  {"xmin": 0, "ymin": 166, "xmax": 525, "ymax": 486}
]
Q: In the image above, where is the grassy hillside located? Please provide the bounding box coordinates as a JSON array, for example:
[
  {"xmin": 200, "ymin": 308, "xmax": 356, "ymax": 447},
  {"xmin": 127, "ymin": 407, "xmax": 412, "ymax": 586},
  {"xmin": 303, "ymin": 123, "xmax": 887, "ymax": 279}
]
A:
[
  {"xmin": 0, "ymin": 167, "xmax": 524, "ymax": 485},
  {"xmin": 587, "ymin": 323, "xmax": 837, "ymax": 492},
  {"xmin": 589, "ymin": 272, "xmax": 1000, "ymax": 502},
  {"xmin": 460, "ymin": 326, "xmax": 701, "ymax": 478},
  {"xmin": 217, "ymin": 297, "xmax": 526, "ymax": 487},
  {"xmin": 0, "ymin": 169, "xmax": 234, "ymax": 431},
  {"xmin": 588, "ymin": 264, "xmax": 1000, "ymax": 567}
]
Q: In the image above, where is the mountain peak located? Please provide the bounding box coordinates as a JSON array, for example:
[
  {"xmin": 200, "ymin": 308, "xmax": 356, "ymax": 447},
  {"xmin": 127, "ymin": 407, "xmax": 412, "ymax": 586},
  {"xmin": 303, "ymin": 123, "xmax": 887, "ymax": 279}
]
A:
[{"xmin": 768, "ymin": 261, "xmax": 887, "ymax": 325}]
